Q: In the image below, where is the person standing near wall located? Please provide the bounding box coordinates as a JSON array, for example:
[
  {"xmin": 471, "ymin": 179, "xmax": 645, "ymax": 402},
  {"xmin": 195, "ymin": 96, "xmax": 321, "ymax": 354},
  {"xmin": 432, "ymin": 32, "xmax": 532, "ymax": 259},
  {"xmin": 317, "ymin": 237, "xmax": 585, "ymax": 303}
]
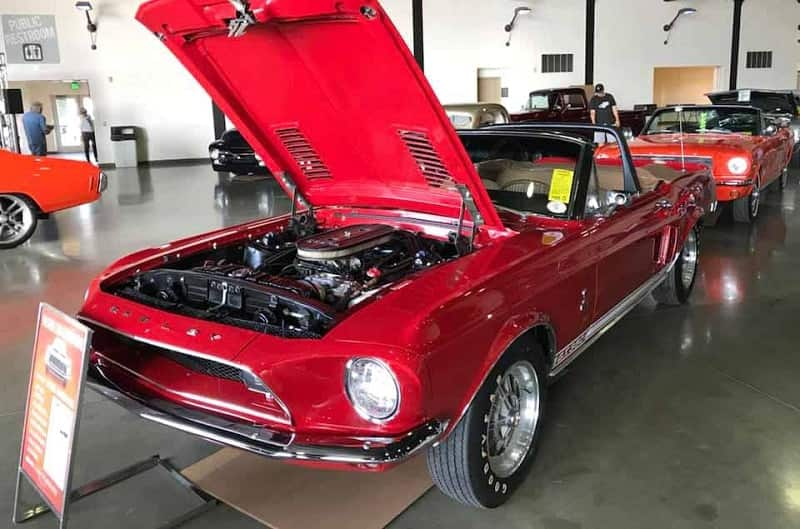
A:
[
  {"xmin": 589, "ymin": 84, "xmax": 621, "ymax": 127},
  {"xmin": 21, "ymin": 102, "xmax": 52, "ymax": 156},
  {"xmin": 589, "ymin": 84, "xmax": 621, "ymax": 144},
  {"xmin": 79, "ymin": 108, "xmax": 98, "ymax": 163}
]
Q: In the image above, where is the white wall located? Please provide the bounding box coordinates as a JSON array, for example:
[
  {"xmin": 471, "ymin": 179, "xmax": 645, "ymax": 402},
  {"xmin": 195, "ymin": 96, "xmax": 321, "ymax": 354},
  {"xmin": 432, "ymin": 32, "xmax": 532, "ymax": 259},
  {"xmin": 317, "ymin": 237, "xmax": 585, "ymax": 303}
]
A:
[
  {"xmin": 1, "ymin": 0, "xmax": 798, "ymax": 163},
  {"xmin": 739, "ymin": 0, "xmax": 800, "ymax": 89},
  {"xmin": 596, "ymin": 0, "xmax": 733, "ymax": 107},
  {"xmin": 2, "ymin": 0, "xmax": 213, "ymax": 164},
  {"xmin": 416, "ymin": 0, "xmax": 585, "ymax": 112}
]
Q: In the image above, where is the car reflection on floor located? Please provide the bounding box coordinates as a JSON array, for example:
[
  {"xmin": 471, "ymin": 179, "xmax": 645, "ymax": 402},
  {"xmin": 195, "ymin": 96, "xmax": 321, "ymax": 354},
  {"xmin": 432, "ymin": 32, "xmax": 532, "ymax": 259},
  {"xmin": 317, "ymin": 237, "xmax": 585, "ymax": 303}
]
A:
[
  {"xmin": 698, "ymin": 191, "xmax": 788, "ymax": 306},
  {"xmin": 214, "ymin": 174, "xmax": 290, "ymax": 227}
]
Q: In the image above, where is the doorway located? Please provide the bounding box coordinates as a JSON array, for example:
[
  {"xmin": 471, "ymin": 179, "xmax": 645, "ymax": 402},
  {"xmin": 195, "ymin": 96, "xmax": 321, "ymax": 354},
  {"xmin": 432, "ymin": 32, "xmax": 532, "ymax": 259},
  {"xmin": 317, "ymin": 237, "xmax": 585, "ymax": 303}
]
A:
[
  {"xmin": 477, "ymin": 68, "xmax": 503, "ymax": 104},
  {"xmin": 52, "ymin": 94, "xmax": 94, "ymax": 153},
  {"xmin": 653, "ymin": 66, "xmax": 719, "ymax": 107},
  {"xmin": 7, "ymin": 80, "xmax": 93, "ymax": 156},
  {"xmin": 478, "ymin": 77, "xmax": 502, "ymax": 104}
]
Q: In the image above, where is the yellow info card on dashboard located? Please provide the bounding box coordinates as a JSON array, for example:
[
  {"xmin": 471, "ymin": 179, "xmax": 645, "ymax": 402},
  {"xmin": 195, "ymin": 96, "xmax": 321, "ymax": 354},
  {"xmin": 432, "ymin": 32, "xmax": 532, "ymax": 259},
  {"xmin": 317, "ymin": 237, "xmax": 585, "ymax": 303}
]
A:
[{"xmin": 548, "ymin": 169, "xmax": 574, "ymax": 204}]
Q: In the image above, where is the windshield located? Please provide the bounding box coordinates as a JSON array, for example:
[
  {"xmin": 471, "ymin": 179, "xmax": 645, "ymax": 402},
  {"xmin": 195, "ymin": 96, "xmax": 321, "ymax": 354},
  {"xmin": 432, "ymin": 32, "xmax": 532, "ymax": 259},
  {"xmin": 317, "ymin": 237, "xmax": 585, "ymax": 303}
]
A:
[
  {"xmin": 460, "ymin": 134, "xmax": 582, "ymax": 218},
  {"xmin": 710, "ymin": 92, "xmax": 796, "ymax": 116},
  {"xmin": 645, "ymin": 108, "xmax": 760, "ymax": 136},
  {"xmin": 527, "ymin": 93, "xmax": 554, "ymax": 111}
]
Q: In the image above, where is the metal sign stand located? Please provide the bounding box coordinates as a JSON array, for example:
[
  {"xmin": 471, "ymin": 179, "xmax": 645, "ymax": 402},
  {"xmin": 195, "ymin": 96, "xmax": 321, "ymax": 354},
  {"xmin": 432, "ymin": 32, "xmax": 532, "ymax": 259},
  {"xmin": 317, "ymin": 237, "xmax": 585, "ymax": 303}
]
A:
[
  {"xmin": 13, "ymin": 304, "xmax": 220, "ymax": 529},
  {"xmin": 14, "ymin": 455, "xmax": 219, "ymax": 529}
]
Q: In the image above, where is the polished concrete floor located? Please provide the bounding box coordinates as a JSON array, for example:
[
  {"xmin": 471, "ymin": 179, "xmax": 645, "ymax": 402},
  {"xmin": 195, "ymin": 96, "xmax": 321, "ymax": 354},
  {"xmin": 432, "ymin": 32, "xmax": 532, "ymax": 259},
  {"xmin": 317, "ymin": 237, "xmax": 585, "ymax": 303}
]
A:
[{"xmin": 2, "ymin": 163, "xmax": 800, "ymax": 528}]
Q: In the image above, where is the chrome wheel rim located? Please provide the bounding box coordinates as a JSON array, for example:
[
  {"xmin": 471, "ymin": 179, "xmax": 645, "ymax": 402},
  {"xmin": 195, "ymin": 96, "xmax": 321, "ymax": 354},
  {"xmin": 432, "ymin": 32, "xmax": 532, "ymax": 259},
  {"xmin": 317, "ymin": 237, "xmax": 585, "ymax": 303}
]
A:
[
  {"xmin": 680, "ymin": 229, "xmax": 698, "ymax": 289},
  {"xmin": 487, "ymin": 361, "xmax": 540, "ymax": 479},
  {"xmin": 750, "ymin": 185, "xmax": 760, "ymax": 218},
  {"xmin": 0, "ymin": 195, "xmax": 33, "ymax": 245}
]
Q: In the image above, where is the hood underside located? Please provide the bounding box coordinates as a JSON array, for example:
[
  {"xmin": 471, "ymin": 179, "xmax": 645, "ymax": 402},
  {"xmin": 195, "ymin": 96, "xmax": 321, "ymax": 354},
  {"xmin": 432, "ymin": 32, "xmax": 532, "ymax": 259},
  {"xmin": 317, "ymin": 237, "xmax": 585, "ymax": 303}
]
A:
[{"xmin": 136, "ymin": 0, "xmax": 502, "ymax": 229}]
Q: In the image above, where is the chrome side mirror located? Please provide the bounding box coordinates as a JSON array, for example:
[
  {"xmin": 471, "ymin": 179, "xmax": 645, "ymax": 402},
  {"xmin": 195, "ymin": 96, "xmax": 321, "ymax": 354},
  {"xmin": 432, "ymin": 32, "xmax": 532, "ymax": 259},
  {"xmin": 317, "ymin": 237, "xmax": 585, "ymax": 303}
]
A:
[
  {"xmin": 765, "ymin": 125, "xmax": 778, "ymax": 136},
  {"xmin": 597, "ymin": 191, "xmax": 631, "ymax": 217}
]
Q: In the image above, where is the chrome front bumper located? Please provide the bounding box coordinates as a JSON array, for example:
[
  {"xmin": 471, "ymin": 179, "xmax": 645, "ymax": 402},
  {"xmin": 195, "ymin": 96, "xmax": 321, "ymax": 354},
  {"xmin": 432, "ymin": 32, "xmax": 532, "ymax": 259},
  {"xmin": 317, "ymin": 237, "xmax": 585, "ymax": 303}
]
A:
[{"xmin": 88, "ymin": 368, "xmax": 444, "ymax": 467}]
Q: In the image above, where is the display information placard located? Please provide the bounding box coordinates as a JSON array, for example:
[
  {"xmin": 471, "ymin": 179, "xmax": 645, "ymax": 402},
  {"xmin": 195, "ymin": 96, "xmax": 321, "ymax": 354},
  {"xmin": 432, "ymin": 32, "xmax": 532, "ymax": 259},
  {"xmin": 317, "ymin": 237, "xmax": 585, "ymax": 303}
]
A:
[
  {"xmin": 1, "ymin": 15, "xmax": 61, "ymax": 64},
  {"xmin": 17, "ymin": 303, "xmax": 91, "ymax": 521}
]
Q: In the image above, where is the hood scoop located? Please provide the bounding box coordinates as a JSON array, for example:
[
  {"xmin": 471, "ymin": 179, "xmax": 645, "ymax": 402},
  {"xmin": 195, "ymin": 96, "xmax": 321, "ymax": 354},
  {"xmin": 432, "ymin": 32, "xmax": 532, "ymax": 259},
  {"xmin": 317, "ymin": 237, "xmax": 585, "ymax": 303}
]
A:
[{"xmin": 274, "ymin": 127, "xmax": 332, "ymax": 180}]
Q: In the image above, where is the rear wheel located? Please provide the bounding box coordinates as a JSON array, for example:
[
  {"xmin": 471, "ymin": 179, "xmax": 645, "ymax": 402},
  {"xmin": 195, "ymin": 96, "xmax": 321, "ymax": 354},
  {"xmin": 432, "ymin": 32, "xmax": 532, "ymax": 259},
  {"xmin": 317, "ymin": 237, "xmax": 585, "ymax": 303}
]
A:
[
  {"xmin": 653, "ymin": 225, "xmax": 700, "ymax": 306},
  {"xmin": 0, "ymin": 195, "xmax": 37, "ymax": 249},
  {"xmin": 732, "ymin": 183, "xmax": 760, "ymax": 223},
  {"xmin": 427, "ymin": 341, "xmax": 547, "ymax": 508}
]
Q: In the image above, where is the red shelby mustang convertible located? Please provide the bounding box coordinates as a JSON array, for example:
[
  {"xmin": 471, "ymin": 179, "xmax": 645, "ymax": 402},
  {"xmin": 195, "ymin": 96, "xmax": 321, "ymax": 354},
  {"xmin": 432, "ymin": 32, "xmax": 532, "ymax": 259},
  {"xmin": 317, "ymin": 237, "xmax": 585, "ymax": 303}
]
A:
[{"xmin": 81, "ymin": 0, "xmax": 715, "ymax": 508}]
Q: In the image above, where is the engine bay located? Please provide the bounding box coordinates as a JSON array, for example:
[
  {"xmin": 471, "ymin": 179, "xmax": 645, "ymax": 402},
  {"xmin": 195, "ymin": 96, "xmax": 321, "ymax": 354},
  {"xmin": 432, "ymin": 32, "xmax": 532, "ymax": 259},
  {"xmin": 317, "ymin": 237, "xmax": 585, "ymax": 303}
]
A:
[{"xmin": 109, "ymin": 222, "xmax": 458, "ymax": 338}]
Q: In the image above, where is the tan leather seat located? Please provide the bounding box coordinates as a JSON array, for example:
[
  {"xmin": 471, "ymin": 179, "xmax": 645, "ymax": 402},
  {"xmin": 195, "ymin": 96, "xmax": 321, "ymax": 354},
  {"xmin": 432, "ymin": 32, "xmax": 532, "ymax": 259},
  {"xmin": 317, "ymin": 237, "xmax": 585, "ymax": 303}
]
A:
[{"xmin": 596, "ymin": 164, "xmax": 665, "ymax": 193}]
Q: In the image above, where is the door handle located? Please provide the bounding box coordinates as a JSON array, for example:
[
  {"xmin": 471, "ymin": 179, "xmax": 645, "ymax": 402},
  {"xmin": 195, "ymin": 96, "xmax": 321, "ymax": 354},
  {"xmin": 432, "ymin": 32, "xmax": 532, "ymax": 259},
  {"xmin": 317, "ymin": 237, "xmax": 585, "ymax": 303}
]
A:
[{"xmin": 654, "ymin": 199, "xmax": 672, "ymax": 210}]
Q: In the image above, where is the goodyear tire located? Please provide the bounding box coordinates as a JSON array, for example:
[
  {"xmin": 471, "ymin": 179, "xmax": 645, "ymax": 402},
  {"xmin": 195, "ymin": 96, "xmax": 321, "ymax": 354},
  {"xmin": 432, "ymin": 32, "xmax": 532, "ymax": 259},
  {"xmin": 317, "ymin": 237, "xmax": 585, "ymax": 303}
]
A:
[
  {"xmin": 653, "ymin": 225, "xmax": 700, "ymax": 306},
  {"xmin": 427, "ymin": 340, "xmax": 547, "ymax": 508}
]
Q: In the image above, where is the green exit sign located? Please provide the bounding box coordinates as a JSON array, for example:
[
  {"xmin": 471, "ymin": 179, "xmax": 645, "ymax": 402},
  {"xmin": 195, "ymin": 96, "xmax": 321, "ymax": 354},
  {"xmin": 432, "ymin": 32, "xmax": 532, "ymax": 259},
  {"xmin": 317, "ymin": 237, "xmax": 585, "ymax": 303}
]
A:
[{"xmin": 70, "ymin": 81, "xmax": 80, "ymax": 91}]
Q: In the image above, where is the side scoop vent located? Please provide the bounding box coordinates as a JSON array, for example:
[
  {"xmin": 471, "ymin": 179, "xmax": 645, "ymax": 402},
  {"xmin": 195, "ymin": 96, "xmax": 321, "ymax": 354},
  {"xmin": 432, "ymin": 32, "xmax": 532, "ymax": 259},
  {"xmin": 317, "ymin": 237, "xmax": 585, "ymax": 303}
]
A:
[
  {"xmin": 275, "ymin": 127, "xmax": 332, "ymax": 179},
  {"xmin": 398, "ymin": 129, "xmax": 456, "ymax": 189}
]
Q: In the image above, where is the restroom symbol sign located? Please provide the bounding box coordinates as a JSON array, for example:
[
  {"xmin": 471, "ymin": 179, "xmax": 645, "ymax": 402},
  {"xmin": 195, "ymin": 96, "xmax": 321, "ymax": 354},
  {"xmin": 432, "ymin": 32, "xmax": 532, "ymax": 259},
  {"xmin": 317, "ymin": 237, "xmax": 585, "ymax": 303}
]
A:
[{"xmin": 22, "ymin": 43, "xmax": 43, "ymax": 62}]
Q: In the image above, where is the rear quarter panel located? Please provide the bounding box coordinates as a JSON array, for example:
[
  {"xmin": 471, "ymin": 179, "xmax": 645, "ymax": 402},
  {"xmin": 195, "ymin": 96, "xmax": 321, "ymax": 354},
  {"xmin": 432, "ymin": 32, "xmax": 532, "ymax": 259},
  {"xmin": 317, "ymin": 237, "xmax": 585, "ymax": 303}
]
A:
[{"xmin": 0, "ymin": 150, "xmax": 101, "ymax": 212}]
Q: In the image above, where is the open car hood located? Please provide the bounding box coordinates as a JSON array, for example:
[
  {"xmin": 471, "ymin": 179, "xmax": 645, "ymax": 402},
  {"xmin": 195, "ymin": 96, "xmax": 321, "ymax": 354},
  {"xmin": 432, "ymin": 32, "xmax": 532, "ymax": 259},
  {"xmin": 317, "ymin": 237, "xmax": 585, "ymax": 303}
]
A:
[{"xmin": 136, "ymin": 0, "xmax": 502, "ymax": 229}]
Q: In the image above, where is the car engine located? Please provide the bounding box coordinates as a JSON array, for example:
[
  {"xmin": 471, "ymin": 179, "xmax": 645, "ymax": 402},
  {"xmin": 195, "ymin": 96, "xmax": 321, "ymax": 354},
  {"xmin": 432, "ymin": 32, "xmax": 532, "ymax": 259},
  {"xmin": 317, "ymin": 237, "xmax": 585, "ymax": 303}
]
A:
[{"xmin": 110, "ymin": 224, "xmax": 456, "ymax": 338}]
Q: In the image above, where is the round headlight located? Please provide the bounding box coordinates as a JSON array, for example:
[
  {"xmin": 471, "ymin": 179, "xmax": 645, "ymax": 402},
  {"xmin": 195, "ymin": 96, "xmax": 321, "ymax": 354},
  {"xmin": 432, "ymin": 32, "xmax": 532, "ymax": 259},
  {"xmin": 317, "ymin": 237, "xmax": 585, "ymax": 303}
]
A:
[
  {"xmin": 345, "ymin": 358, "xmax": 399, "ymax": 421},
  {"xmin": 727, "ymin": 157, "xmax": 749, "ymax": 175},
  {"xmin": 209, "ymin": 148, "xmax": 221, "ymax": 160}
]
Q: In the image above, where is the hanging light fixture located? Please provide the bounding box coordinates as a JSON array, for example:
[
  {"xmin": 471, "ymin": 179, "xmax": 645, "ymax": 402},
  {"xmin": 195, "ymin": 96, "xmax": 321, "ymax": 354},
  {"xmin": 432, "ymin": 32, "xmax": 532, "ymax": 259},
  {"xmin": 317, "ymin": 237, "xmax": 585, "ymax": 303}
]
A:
[
  {"xmin": 505, "ymin": 6, "xmax": 532, "ymax": 47},
  {"xmin": 75, "ymin": 1, "xmax": 98, "ymax": 50},
  {"xmin": 663, "ymin": 7, "xmax": 697, "ymax": 45}
]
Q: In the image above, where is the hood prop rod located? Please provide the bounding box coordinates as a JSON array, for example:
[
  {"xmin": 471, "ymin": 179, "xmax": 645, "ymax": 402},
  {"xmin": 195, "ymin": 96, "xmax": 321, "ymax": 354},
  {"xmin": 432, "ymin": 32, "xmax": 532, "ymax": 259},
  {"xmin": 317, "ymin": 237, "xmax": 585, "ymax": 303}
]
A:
[{"xmin": 453, "ymin": 185, "xmax": 481, "ymax": 256}]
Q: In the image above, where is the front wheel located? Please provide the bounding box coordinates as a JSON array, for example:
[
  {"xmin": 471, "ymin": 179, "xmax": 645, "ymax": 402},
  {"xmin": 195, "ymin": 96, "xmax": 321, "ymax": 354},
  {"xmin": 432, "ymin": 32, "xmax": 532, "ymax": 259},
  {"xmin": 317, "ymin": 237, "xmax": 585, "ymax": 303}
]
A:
[
  {"xmin": 653, "ymin": 225, "xmax": 700, "ymax": 306},
  {"xmin": 732, "ymin": 184, "xmax": 760, "ymax": 223},
  {"xmin": 427, "ymin": 341, "xmax": 547, "ymax": 508},
  {"xmin": 0, "ymin": 195, "xmax": 37, "ymax": 249}
]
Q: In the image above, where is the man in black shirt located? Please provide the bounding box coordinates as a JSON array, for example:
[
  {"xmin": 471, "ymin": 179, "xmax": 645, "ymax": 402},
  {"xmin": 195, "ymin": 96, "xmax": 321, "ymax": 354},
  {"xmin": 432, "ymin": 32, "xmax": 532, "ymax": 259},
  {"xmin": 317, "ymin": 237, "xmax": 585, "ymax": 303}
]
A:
[{"xmin": 589, "ymin": 83, "xmax": 620, "ymax": 128}]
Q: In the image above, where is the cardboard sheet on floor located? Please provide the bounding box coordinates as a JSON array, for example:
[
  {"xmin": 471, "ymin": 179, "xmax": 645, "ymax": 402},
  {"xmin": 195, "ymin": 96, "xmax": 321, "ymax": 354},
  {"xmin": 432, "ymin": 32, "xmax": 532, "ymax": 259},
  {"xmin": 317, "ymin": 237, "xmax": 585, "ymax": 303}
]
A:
[{"xmin": 183, "ymin": 449, "xmax": 431, "ymax": 529}]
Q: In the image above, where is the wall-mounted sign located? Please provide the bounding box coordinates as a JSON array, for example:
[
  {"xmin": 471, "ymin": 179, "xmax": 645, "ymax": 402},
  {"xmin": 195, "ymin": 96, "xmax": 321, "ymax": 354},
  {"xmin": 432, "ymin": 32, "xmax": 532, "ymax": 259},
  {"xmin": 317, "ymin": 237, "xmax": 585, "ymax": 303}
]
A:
[
  {"xmin": 70, "ymin": 82, "xmax": 80, "ymax": 91},
  {"xmin": 1, "ymin": 15, "xmax": 60, "ymax": 64}
]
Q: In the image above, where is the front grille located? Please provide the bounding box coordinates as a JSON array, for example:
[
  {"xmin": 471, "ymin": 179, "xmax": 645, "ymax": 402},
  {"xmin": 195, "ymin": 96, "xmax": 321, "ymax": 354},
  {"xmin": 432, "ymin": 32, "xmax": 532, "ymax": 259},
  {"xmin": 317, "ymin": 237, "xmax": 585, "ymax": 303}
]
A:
[
  {"xmin": 86, "ymin": 323, "xmax": 292, "ymax": 425},
  {"xmin": 157, "ymin": 348, "xmax": 244, "ymax": 383}
]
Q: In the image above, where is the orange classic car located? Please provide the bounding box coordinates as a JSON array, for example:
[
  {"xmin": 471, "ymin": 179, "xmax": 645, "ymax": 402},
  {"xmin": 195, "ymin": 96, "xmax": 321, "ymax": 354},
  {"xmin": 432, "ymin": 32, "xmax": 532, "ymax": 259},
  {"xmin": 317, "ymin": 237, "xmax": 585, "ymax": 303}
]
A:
[
  {"xmin": 599, "ymin": 105, "xmax": 794, "ymax": 223},
  {"xmin": 0, "ymin": 149, "xmax": 106, "ymax": 248}
]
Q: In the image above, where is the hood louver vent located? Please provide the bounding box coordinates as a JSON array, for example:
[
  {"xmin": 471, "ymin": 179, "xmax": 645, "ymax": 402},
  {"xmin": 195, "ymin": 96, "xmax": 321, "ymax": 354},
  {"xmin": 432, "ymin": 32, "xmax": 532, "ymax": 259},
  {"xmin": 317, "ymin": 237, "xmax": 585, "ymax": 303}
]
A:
[
  {"xmin": 275, "ymin": 127, "xmax": 331, "ymax": 179},
  {"xmin": 398, "ymin": 129, "xmax": 456, "ymax": 189}
]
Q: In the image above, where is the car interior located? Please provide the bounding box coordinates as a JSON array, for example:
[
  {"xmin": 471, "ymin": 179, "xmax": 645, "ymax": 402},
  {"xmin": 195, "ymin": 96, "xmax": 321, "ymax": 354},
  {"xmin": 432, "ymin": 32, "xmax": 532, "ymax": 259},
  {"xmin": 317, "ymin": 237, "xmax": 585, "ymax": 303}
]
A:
[{"xmin": 462, "ymin": 134, "xmax": 666, "ymax": 219}]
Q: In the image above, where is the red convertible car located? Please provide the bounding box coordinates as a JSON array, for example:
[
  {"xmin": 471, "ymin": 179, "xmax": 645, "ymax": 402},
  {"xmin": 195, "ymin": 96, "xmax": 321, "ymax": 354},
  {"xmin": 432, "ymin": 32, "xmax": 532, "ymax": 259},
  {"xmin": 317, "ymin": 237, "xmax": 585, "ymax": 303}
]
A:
[
  {"xmin": 0, "ymin": 149, "xmax": 106, "ymax": 248},
  {"xmin": 81, "ymin": 0, "xmax": 714, "ymax": 508},
  {"xmin": 600, "ymin": 105, "xmax": 794, "ymax": 223}
]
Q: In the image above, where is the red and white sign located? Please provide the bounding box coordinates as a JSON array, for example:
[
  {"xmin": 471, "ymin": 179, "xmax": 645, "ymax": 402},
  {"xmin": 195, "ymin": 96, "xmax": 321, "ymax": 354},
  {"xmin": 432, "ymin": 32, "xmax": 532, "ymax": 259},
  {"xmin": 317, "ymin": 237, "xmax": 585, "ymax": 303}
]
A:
[{"xmin": 18, "ymin": 303, "xmax": 92, "ymax": 519}]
